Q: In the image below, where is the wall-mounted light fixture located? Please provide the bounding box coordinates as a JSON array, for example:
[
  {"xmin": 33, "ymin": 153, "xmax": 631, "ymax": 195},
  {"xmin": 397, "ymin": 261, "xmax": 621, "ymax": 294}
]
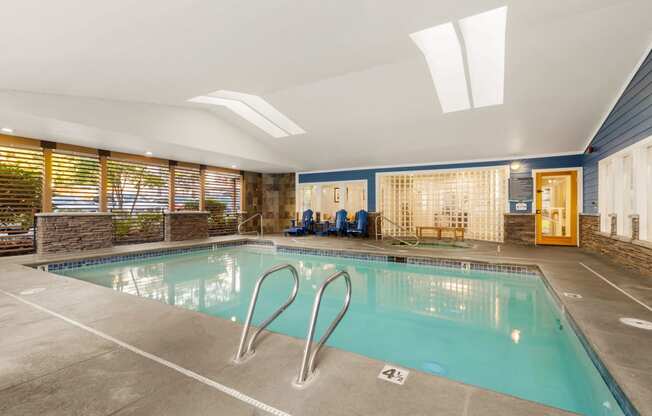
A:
[{"xmin": 510, "ymin": 161, "xmax": 521, "ymax": 171}]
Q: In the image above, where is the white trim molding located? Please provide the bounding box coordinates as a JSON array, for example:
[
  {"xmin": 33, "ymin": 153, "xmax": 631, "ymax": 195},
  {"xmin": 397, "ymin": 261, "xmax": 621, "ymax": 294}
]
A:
[{"xmin": 297, "ymin": 151, "xmax": 583, "ymax": 176}]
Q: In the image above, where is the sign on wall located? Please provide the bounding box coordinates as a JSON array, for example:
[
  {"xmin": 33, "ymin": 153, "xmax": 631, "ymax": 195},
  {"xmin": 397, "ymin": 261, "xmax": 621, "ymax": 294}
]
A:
[{"xmin": 509, "ymin": 177, "xmax": 533, "ymax": 201}]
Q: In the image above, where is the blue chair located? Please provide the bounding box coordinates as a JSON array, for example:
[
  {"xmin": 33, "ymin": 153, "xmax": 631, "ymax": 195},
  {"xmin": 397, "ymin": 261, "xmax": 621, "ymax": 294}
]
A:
[
  {"xmin": 347, "ymin": 210, "xmax": 369, "ymax": 237},
  {"xmin": 327, "ymin": 209, "xmax": 348, "ymax": 236},
  {"xmin": 284, "ymin": 209, "xmax": 313, "ymax": 236}
]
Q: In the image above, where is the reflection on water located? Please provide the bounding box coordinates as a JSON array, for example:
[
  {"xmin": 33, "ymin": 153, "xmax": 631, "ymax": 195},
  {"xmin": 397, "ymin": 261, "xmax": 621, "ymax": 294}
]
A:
[
  {"xmin": 60, "ymin": 247, "xmax": 623, "ymax": 416},
  {"xmin": 103, "ymin": 252, "xmax": 543, "ymax": 337}
]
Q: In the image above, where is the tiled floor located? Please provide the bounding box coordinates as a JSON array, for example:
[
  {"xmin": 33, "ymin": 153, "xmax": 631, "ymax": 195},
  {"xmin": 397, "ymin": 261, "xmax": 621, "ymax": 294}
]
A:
[{"xmin": 1, "ymin": 235, "xmax": 651, "ymax": 415}]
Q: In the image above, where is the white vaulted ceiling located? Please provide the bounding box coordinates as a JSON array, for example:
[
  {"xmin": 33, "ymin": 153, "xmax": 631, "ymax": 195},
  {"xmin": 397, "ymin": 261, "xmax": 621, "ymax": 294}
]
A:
[{"xmin": 0, "ymin": 0, "xmax": 651, "ymax": 172}]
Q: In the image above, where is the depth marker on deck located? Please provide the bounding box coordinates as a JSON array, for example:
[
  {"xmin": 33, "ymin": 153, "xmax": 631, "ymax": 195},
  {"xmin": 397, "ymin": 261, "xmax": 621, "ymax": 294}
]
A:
[{"xmin": 0, "ymin": 289, "xmax": 293, "ymax": 416}]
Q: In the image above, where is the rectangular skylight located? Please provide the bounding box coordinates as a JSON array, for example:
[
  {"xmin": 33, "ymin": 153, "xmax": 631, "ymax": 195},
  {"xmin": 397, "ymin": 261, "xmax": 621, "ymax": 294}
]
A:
[
  {"xmin": 410, "ymin": 22, "xmax": 471, "ymax": 113},
  {"xmin": 188, "ymin": 95, "xmax": 289, "ymax": 138},
  {"xmin": 458, "ymin": 6, "xmax": 507, "ymax": 108},
  {"xmin": 210, "ymin": 90, "xmax": 306, "ymax": 136}
]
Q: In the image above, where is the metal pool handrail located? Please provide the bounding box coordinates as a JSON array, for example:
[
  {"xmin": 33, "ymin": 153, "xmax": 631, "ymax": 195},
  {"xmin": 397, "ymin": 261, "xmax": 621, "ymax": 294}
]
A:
[
  {"xmin": 375, "ymin": 214, "xmax": 420, "ymax": 247},
  {"xmin": 238, "ymin": 213, "xmax": 263, "ymax": 238},
  {"xmin": 234, "ymin": 263, "xmax": 299, "ymax": 363},
  {"xmin": 295, "ymin": 270, "xmax": 352, "ymax": 386}
]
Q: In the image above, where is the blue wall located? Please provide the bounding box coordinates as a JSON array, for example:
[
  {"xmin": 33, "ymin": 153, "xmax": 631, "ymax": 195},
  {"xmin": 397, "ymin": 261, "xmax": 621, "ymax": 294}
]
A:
[
  {"xmin": 298, "ymin": 154, "xmax": 583, "ymax": 212},
  {"xmin": 583, "ymin": 51, "xmax": 652, "ymax": 213}
]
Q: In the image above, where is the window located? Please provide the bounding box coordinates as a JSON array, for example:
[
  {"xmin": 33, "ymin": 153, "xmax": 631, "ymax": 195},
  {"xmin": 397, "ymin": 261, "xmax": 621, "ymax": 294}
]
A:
[
  {"xmin": 107, "ymin": 158, "xmax": 169, "ymax": 244},
  {"xmin": 379, "ymin": 167, "xmax": 508, "ymax": 242},
  {"xmin": 622, "ymin": 154, "xmax": 635, "ymax": 236},
  {"xmin": 0, "ymin": 145, "xmax": 42, "ymax": 255},
  {"xmin": 299, "ymin": 185, "xmax": 316, "ymax": 212},
  {"xmin": 204, "ymin": 169, "xmax": 241, "ymax": 236},
  {"xmin": 598, "ymin": 135, "xmax": 652, "ymax": 241},
  {"xmin": 174, "ymin": 165, "xmax": 201, "ymax": 210},
  {"xmin": 297, "ymin": 182, "xmax": 368, "ymax": 221},
  {"xmin": 52, "ymin": 151, "xmax": 100, "ymax": 212}
]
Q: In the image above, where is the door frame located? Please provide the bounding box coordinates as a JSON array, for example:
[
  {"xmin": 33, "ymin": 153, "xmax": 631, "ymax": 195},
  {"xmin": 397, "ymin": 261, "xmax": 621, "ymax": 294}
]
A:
[{"xmin": 532, "ymin": 167, "xmax": 582, "ymax": 246}]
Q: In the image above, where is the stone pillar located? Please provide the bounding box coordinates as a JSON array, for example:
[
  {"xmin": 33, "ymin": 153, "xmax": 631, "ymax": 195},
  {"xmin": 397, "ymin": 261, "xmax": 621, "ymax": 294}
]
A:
[
  {"xmin": 503, "ymin": 213, "xmax": 535, "ymax": 246},
  {"xmin": 36, "ymin": 212, "xmax": 113, "ymax": 254},
  {"xmin": 630, "ymin": 214, "xmax": 640, "ymax": 240},
  {"xmin": 579, "ymin": 214, "xmax": 600, "ymax": 250},
  {"xmin": 609, "ymin": 214, "xmax": 617, "ymax": 237},
  {"xmin": 164, "ymin": 211, "xmax": 209, "ymax": 242}
]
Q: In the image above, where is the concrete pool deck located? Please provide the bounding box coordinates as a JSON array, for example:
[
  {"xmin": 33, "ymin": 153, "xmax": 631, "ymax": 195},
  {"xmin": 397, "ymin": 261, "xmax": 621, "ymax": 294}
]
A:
[{"xmin": 1, "ymin": 235, "xmax": 651, "ymax": 415}]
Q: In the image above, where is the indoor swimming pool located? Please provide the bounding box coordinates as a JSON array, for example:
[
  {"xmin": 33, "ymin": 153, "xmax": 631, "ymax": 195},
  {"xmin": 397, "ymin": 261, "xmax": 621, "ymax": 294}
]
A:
[{"xmin": 56, "ymin": 245, "xmax": 624, "ymax": 416}]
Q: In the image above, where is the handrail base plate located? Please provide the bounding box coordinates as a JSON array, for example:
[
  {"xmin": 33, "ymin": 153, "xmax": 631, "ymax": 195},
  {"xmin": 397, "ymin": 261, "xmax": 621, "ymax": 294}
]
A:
[
  {"xmin": 292, "ymin": 369, "xmax": 320, "ymax": 389},
  {"xmin": 232, "ymin": 349, "xmax": 256, "ymax": 364}
]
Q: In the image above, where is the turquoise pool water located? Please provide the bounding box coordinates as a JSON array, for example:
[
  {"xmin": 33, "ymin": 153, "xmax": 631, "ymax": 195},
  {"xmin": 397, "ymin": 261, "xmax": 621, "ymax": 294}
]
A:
[{"xmin": 58, "ymin": 246, "xmax": 623, "ymax": 416}]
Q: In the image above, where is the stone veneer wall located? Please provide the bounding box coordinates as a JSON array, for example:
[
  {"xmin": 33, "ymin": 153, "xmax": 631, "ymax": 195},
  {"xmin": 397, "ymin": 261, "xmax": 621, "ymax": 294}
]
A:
[
  {"xmin": 36, "ymin": 213, "xmax": 113, "ymax": 254},
  {"xmin": 241, "ymin": 172, "xmax": 263, "ymax": 233},
  {"xmin": 261, "ymin": 173, "xmax": 296, "ymax": 234},
  {"xmin": 503, "ymin": 214, "xmax": 535, "ymax": 246},
  {"xmin": 164, "ymin": 211, "xmax": 209, "ymax": 242},
  {"xmin": 580, "ymin": 214, "xmax": 652, "ymax": 276}
]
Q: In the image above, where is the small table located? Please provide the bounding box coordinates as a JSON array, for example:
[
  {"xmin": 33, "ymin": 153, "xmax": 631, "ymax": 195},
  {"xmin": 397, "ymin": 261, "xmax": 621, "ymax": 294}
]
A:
[{"xmin": 416, "ymin": 226, "xmax": 465, "ymax": 241}]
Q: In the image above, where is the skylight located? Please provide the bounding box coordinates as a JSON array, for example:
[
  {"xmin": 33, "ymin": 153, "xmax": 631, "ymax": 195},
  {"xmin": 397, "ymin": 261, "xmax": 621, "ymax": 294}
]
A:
[
  {"xmin": 210, "ymin": 90, "xmax": 306, "ymax": 135},
  {"xmin": 410, "ymin": 6, "xmax": 507, "ymax": 113},
  {"xmin": 410, "ymin": 23, "xmax": 471, "ymax": 113},
  {"xmin": 459, "ymin": 6, "xmax": 507, "ymax": 108},
  {"xmin": 188, "ymin": 91, "xmax": 305, "ymax": 138}
]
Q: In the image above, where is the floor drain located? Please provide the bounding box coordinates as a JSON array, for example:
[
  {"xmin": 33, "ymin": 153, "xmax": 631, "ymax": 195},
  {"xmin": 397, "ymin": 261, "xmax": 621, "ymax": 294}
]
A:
[
  {"xmin": 619, "ymin": 317, "xmax": 652, "ymax": 330},
  {"xmin": 19, "ymin": 287, "xmax": 45, "ymax": 296},
  {"xmin": 563, "ymin": 292, "xmax": 583, "ymax": 299}
]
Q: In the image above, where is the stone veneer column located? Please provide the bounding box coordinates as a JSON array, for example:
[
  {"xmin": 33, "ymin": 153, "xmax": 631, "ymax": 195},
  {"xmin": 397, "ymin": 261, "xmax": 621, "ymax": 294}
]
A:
[
  {"xmin": 261, "ymin": 173, "xmax": 295, "ymax": 234},
  {"xmin": 164, "ymin": 211, "xmax": 210, "ymax": 242},
  {"xmin": 36, "ymin": 212, "xmax": 113, "ymax": 254},
  {"xmin": 503, "ymin": 213, "xmax": 535, "ymax": 246}
]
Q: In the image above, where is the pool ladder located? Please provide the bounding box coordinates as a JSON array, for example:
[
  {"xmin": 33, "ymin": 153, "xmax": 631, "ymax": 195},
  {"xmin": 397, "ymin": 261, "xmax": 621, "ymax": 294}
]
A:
[{"xmin": 233, "ymin": 263, "xmax": 352, "ymax": 387}]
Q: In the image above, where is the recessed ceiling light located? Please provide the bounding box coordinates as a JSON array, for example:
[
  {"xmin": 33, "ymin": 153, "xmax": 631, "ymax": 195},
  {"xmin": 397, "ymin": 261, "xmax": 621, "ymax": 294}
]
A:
[
  {"xmin": 211, "ymin": 90, "xmax": 306, "ymax": 136},
  {"xmin": 459, "ymin": 6, "xmax": 507, "ymax": 108},
  {"xmin": 145, "ymin": 151, "xmax": 153, "ymax": 156},
  {"xmin": 410, "ymin": 23, "xmax": 471, "ymax": 113},
  {"xmin": 1, "ymin": 127, "xmax": 14, "ymax": 134},
  {"xmin": 188, "ymin": 95, "xmax": 289, "ymax": 138}
]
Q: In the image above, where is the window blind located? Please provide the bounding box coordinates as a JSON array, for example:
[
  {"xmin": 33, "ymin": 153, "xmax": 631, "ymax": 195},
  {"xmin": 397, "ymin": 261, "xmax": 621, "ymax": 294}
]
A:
[
  {"xmin": 174, "ymin": 166, "xmax": 201, "ymax": 210},
  {"xmin": 0, "ymin": 146, "xmax": 42, "ymax": 255},
  {"xmin": 205, "ymin": 170, "xmax": 241, "ymax": 235},
  {"xmin": 108, "ymin": 158, "xmax": 169, "ymax": 244},
  {"xmin": 52, "ymin": 151, "xmax": 100, "ymax": 212}
]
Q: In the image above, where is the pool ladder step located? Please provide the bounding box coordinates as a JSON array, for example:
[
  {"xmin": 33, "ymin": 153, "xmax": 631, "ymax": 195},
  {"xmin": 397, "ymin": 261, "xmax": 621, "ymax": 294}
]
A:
[{"xmin": 233, "ymin": 263, "xmax": 352, "ymax": 387}]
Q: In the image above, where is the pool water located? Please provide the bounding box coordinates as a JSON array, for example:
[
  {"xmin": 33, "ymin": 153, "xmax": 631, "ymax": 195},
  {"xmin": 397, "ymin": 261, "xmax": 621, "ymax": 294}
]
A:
[{"xmin": 58, "ymin": 246, "xmax": 623, "ymax": 416}]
